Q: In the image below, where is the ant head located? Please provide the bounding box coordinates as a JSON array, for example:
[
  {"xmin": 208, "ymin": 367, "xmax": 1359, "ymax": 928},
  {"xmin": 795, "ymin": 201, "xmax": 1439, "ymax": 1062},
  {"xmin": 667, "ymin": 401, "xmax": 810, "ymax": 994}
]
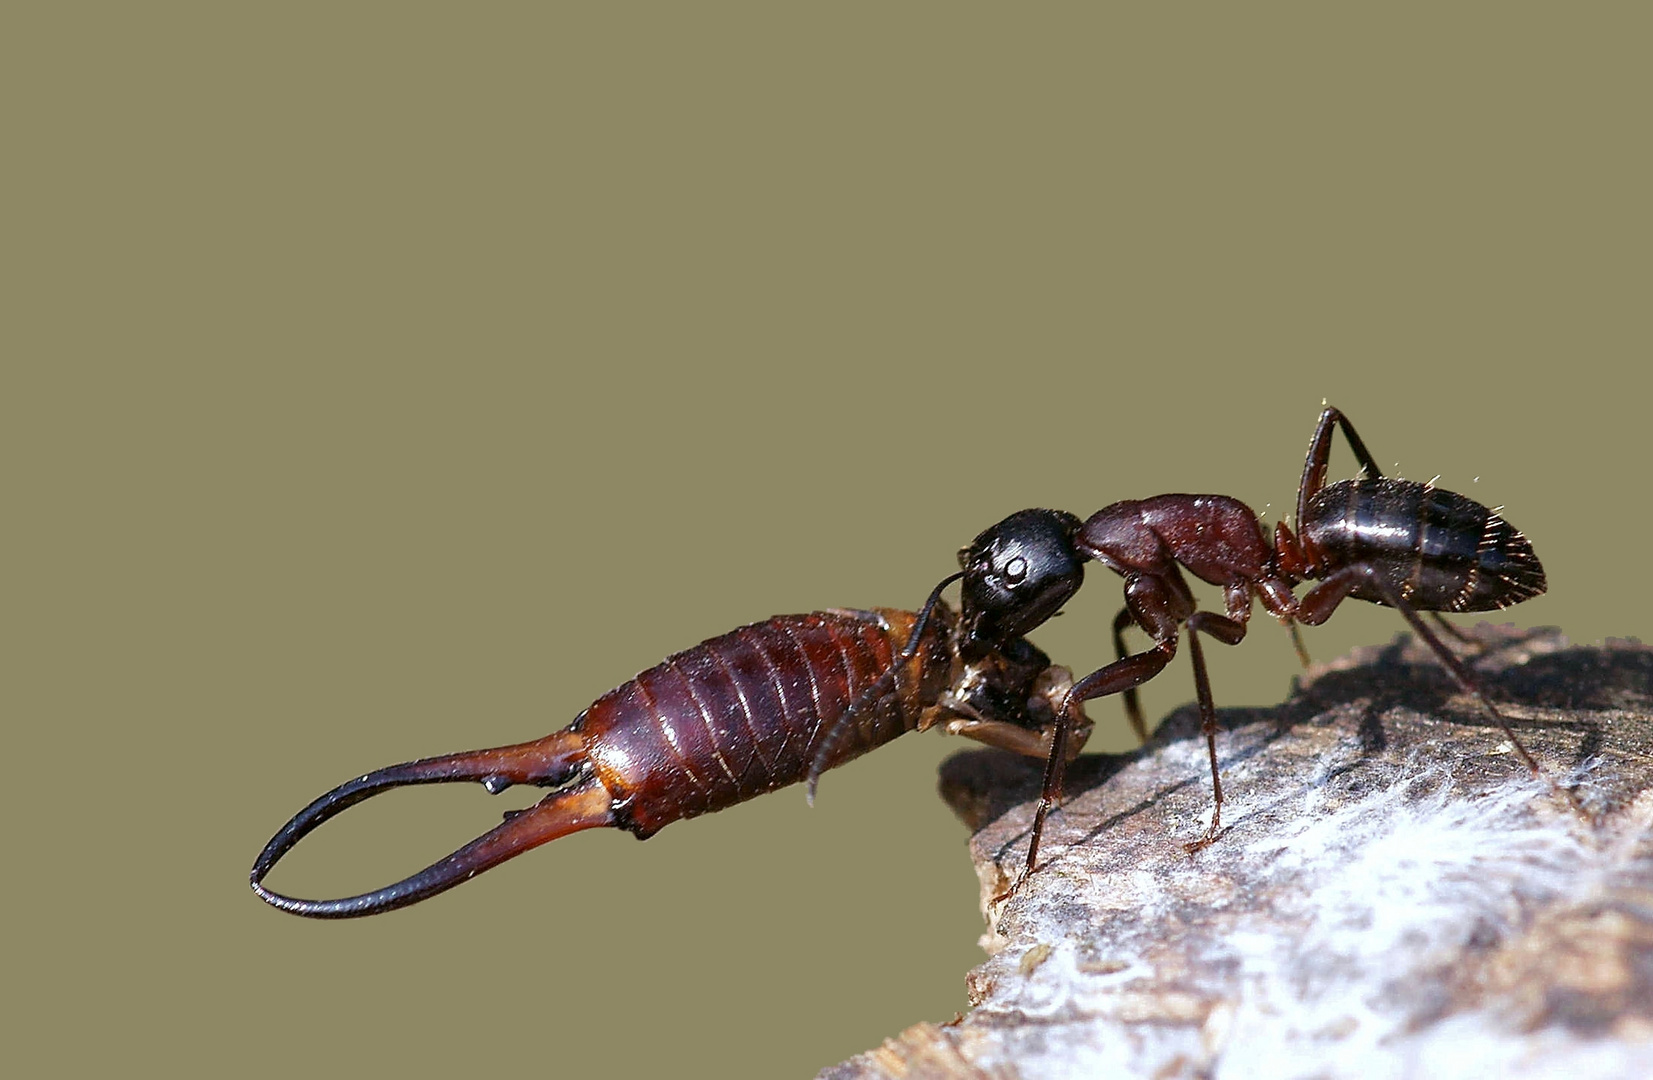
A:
[{"xmin": 957, "ymin": 508, "xmax": 1085, "ymax": 647}]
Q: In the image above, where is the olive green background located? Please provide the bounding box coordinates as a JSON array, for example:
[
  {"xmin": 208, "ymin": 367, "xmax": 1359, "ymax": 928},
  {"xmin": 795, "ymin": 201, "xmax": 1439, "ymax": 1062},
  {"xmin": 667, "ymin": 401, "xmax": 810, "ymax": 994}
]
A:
[{"xmin": 7, "ymin": 6, "xmax": 1648, "ymax": 1078}]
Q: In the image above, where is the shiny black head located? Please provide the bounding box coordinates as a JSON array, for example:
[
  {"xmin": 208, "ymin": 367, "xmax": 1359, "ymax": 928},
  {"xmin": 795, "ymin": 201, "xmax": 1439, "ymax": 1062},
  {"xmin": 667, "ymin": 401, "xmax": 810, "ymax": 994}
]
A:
[{"xmin": 958, "ymin": 508, "xmax": 1085, "ymax": 650}]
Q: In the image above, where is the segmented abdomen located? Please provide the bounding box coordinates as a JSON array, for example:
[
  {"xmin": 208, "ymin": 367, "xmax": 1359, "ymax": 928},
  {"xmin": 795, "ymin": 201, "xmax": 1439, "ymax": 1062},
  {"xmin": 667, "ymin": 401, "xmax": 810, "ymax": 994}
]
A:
[
  {"xmin": 1304, "ymin": 478, "xmax": 1546, "ymax": 611},
  {"xmin": 578, "ymin": 609, "xmax": 947, "ymax": 837}
]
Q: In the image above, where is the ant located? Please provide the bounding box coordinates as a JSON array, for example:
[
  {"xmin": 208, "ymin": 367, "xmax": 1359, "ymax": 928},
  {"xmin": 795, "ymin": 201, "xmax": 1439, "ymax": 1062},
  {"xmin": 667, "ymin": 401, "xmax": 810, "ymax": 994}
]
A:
[
  {"xmin": 251, "ymin": 405, "xmax": 1560, "ymax": 918},
  {"xmin": 944, "ymin": 405, "xmax": 1560, "ymax": 879}
]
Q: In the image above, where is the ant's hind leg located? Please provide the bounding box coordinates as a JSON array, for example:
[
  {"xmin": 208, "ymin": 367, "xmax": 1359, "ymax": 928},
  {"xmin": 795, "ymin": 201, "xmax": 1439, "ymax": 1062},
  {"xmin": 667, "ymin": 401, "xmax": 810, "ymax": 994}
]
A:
[
  {"xmin": 1297, "ymin": 406, "xmax": 1387, "ymax": 528},
  {"xmin": 1300, "ymin": 566, "xmax": 1587, "ymax": 820},
  {"xmin": 1428, "ymin": 611, "xmax": 1486, "ymax": 653}
]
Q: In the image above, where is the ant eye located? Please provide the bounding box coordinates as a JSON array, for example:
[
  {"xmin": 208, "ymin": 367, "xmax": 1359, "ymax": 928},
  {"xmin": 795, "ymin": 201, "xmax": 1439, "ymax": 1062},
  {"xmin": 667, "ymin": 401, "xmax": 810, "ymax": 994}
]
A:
[{"xmin": 1002, "ymin": 556, "xmax": 1028, "ymax": 585}]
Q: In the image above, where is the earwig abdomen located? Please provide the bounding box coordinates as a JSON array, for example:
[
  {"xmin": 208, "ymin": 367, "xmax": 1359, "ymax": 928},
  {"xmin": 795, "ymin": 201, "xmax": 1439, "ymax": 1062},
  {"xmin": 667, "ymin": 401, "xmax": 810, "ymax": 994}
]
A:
[
  {"xmin": 1303, "ymin": 478, "xmax": 1546, "ymax": 612},
  {"xmin": 580, "ymin": 608, "xmax": 952, "ymax": 837}
]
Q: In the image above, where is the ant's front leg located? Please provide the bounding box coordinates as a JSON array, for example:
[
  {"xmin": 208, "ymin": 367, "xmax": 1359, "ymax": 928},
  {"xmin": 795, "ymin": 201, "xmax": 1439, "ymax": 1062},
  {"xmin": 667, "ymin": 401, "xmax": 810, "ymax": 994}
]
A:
[{"xmin": 1017, "ymin": 572, "xmax": 1190, "ymax": 882}]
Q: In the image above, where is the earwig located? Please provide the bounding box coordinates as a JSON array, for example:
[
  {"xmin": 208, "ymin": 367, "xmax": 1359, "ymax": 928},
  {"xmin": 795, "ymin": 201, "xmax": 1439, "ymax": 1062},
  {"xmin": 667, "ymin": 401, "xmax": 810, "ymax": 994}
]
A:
[
  {"xmin": 251, "ymin": 602, "xmax": 1091, "ymax": 917},
  {"xmin": 940, "ymin": 406, "xmax": 1562, "ymax": 878}
]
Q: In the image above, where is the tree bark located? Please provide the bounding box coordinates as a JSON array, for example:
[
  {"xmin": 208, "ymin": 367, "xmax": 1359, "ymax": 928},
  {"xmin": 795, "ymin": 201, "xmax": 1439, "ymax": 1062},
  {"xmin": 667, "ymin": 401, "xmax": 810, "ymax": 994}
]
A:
[{"xmin": 823, "ymin": 626, "xmax": 1653, "ymax": 1080}]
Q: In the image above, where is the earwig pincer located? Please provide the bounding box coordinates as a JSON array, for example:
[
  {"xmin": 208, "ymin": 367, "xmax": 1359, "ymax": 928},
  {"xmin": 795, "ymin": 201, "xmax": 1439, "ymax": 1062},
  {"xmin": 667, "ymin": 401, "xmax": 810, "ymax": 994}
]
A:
[
  {"xmin": 251, "ymin": 597, "xmax": 1091, "ymax": 918},
  {"xmin": 936, "ymin": 406, "xmax": 1561, "ymax": 879}
]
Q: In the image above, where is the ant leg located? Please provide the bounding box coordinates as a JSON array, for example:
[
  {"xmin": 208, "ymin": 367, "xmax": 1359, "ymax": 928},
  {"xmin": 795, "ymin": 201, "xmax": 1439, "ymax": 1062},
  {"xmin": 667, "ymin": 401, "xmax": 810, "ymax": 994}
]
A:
[
  {"xmin": 1018, "ymin": 636, "xmax": 1178, "ymax": 886},
  {"xmin": 1297, "ymin": 406, "xmax": 1387, "ymax": 529},
  {"xmin": 1287, "ymin": 619, "xmax": 1312, "ymax": 667},
  {"xmin": 1428, "ymin": 611, "xmax": 1485, "ymax": 653},
  {"xmin": 1183, "ymin": 611, "xmax": 1248, "ymax": 852},
  {"xmin": 1300, "ymin": 567, "xmax": 1588, "ymax": 819},
  {"xmin": 1014, "ymin": 570, "xmax": 1190, "ymax": 891},
  {"xmin": 1295, "ymin": 568, "xmax": 1361, "ymax": 626},
  {"xmin": 1251, "ymin": 564, "xmax": 1311, "ymax": 667},
  {"xmin": 1113, "ymin": 606, "xmax": 1150, "ymax": 742},
  {"xmin": 808, "ymin": 575, "xmax": 964, "ymax": 802}
]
